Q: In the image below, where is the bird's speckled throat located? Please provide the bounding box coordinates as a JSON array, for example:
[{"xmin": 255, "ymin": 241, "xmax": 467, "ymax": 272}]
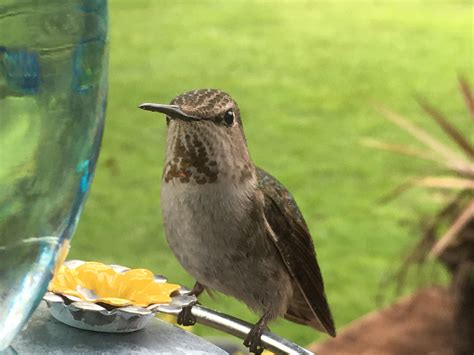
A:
[{"xmin": 163, "ymin": 119, "xmax": 254, "ymax": 185}]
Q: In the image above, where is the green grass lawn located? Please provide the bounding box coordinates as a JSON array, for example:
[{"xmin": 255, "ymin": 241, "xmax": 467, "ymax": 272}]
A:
[{"xmin": 69, "ymin": 0, "xmax": 473, "ymax": 347}]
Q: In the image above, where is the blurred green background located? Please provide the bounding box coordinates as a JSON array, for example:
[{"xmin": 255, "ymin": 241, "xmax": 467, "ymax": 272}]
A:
[{"xmin": 69, "ymin": 0, "xmax": 473, "ymax": 347}]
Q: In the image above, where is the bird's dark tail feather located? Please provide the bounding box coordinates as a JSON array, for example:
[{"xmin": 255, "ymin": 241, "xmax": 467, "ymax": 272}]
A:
[{"xmin": 284, "ymin": 286, "xmax": 336, "ymax": 337}]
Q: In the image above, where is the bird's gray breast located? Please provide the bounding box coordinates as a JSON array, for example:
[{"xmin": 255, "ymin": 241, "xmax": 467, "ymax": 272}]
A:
[
  {"xmin": 160, "ymin": 177, "xmax": 293, "ymax": 316},
  {"xmin": 161, "ymin": 178, "xmax": 257, "ymax": 281}
]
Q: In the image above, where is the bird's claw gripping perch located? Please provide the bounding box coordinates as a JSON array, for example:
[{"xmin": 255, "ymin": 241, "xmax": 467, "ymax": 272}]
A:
[
  {"xmin": 177, "ymin": 282, "xmax": 204, "ymax": 326},
  {"xmin": 243, "ymin": 313, "xmax": 270, "ymax": 354},
  {"xmin": 176, "ymin": 303, "xmax": 197, "ymax": 326},
  {"xmin": 243, "ymin": 324, "xmax": 265, "ymax": 354}
]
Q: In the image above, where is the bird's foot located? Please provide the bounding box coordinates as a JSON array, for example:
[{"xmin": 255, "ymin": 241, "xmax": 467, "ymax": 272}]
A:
[
  {"xmin": 243, "ymin": 322, "xmax": 266, "ymax": 354},
  {"xmin": 177, "ymin": 303, "xmax": 196, "ymax": 326},
  {"xmin": 176, "ymin": 281, "xmax": 205, "ymax": 326}
]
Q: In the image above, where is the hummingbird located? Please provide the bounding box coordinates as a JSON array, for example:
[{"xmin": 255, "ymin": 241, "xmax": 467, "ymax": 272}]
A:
[{"xmin": 139, "ymin": 89, "xmax": 336, "ymax": 353}]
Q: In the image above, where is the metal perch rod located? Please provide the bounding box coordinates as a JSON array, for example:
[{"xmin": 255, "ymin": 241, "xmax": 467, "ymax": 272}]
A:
[{"xmin": 159, "ymin": 304, "xmax": 313, "ymax": 354}]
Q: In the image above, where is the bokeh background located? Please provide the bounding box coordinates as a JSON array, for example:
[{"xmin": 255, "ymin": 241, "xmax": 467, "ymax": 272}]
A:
[{"xmin": 69, "ymin": 0, "xmax": 473, "ymax": 346}]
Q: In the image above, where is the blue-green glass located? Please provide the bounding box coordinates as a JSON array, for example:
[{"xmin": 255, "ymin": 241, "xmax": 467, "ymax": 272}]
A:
[{"xmin": 0, "ymin": 0, "xmax": 108, "ymax": 349}]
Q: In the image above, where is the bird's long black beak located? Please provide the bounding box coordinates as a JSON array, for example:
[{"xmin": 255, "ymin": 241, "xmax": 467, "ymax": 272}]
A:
[{"xmin": 138, "ymin": 103, "xmax": 200, "ymax": 121}]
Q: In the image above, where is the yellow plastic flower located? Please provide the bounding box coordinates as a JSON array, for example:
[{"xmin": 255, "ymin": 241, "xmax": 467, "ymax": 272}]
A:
[{"xmin": 49, "ymin": 262, "xmax": 180, "ymax": 307}]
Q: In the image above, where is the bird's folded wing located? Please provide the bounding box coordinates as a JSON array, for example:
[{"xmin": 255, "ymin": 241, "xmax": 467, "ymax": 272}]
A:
[{"xmin": 257, "ymin": 168, "xmax": 336, "ymax": 337}]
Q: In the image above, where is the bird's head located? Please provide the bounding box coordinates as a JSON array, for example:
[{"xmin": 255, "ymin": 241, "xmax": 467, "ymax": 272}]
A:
[
  {"xmin": 139, "ymin": 89, "xmax": 254, "ymax": 185},
  {"xmin": 139, "ymin": 88, "xmax": 242, "ymax": 130}
]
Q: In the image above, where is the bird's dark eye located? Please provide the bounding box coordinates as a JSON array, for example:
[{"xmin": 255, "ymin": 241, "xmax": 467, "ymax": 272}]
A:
[{"xmin": 223, "ymin": 109, "xmax": 234, "ymax": 126}]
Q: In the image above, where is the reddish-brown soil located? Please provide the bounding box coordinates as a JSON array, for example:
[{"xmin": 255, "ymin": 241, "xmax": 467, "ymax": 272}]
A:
[{"xmin": 308, "ymin": 287, "xmax": 456, "ymax": 355}]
